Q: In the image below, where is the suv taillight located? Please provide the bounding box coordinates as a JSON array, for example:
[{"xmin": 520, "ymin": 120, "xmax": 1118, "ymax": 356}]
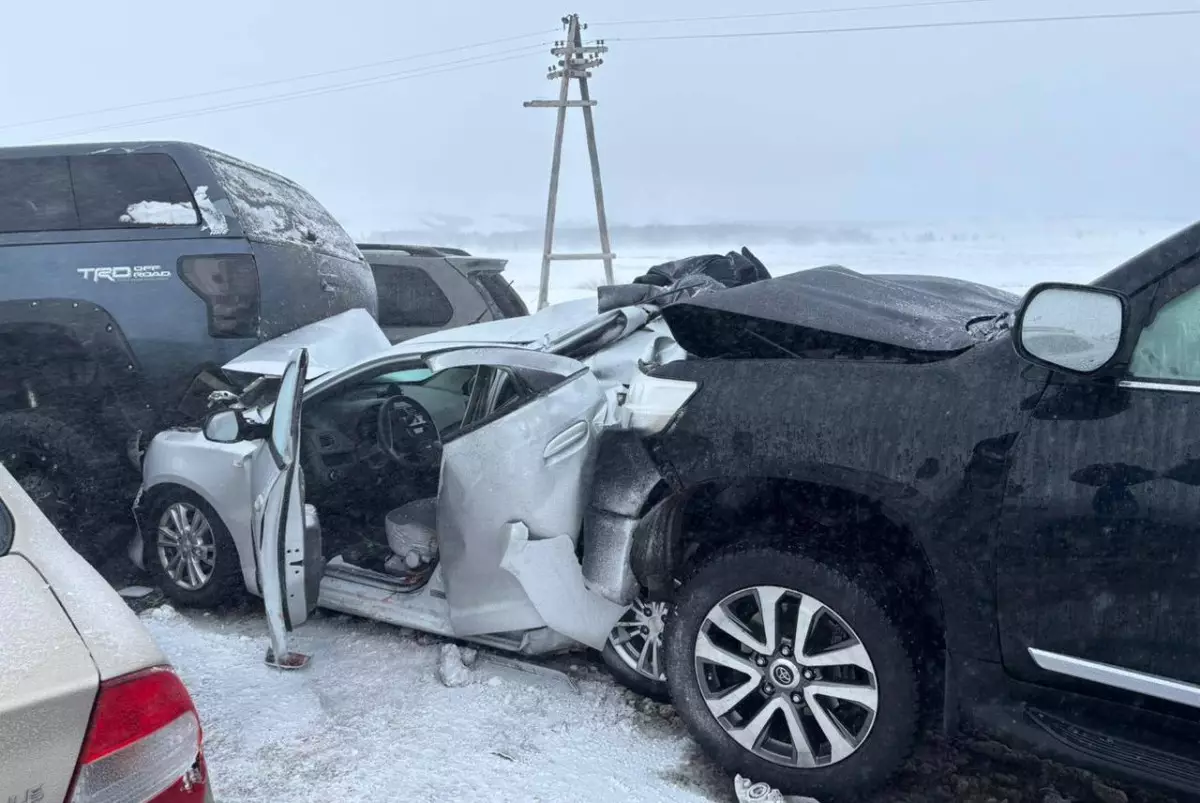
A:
[
  {"xmin": 69, "ymin": 666, "xmax": 208, "ymax": 803},
  {"xmin": 180, "ymin": 254, "xmax": 261, "ymax": 338}
]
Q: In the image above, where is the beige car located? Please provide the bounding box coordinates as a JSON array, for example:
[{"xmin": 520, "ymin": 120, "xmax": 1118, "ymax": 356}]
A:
[{"xmin": 0, "ymin": 464, "xmax": 212, "ymax": 803}]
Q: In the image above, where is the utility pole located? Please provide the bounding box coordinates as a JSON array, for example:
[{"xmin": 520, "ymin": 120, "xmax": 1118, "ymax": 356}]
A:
[{"xmin": 525, "ymin": 13, "xmax": 614, "ymax": 310}]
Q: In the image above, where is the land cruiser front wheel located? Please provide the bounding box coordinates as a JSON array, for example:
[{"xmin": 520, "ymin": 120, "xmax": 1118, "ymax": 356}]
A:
[{"xmin": 663, "ymin": 542, "xmax": 918, "ymax": 801}]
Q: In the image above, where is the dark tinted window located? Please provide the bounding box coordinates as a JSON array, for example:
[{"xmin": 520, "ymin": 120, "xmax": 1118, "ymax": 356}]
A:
[
  {"xmin": 471, "ymin": 271, "xmax": 529, "ymax": 318},
  {"xmin": 0, "ymin": 495, "xmax": 11, "ymax": 556},
  {"xmin": 0, "ymin": 156, "xmax": 79, "ymax": 233},
  {"xmin": 515, "ymin": 367, "xmax": 566, "ymax": 394},
  {"xmin": 71, "ymin": 154, "xmax": 198, "ymax": 228},
  {"xmin": 372, "ymin": 264, "xmax": 454, "ymax": 327}
]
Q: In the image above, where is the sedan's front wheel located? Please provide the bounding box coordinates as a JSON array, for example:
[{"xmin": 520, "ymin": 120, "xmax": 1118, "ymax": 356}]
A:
[
  {"xmin": 146, "ymin": 489, "xmax": 243, "ymax": 609},
  {"xmin": 602, "ymin": 591, "xmax": 670, "ymax": 701},
  {"xmin": 664, "ymin": 541, "xmax": 918, "ymax": 801}
]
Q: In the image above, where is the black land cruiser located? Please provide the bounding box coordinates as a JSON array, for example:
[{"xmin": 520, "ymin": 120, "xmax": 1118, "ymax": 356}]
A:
[
  {"xmin": 0, "ymin": 141, "xmax": 376, "ymax": 561},
  {"xmin": 592, "ymin": 222, "xmax": 1200, "ymax": 800}
]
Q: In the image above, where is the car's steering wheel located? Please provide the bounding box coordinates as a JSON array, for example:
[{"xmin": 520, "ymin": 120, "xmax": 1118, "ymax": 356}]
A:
[{"xmin": 376, "ymin": 394, "xmax": 440, "ymax": 466}]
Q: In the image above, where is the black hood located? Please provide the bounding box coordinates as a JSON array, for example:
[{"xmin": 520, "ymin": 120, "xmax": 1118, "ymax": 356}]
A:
[{"xmin": 660, "ymin": 266, "xmax": 1021, "ymax": 360}]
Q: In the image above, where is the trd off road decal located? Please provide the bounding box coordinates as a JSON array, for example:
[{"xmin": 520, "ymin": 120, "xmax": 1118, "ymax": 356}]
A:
[{"xmin": 77, "ymin": 265, "xmax": 172, "ymax": 282}]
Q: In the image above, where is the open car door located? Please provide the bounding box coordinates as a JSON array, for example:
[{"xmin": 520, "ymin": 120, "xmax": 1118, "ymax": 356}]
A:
[
  {"xmin": 248, "ymin": 347, "xmax": 318, "ymax": 669},
  {"xmin": 425, "ymin": 346, "xmax": 625, "ymax": 648}
]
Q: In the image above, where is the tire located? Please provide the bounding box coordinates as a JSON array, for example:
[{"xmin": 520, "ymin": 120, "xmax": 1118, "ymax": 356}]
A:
[
  {"xmin": 601, "ymin": 591, "xmax": 671, "ymax": 702},
  {"xmin": 0, "ymin": 411, "xmax": 126, "ymax": 563},
  {"xmin": 145, "ymin": 488, "xmax": 244, "ymax": 609},
  {"xmin": 663, "ymin": 539, "xmax": 918, "ymax": 802}
]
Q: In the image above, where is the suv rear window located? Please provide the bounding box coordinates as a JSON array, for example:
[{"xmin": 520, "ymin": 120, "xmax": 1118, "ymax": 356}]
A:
[
  {"xmin": 471, "ymin": 271, "xmax": 529, "ymax": 318},
  {"xmin": 372, "ymin": 264, "xmax": 454, "ymax": 327},
  {"xmin": 0, "ymin": 153, "xmax": 198, "ymax": 233},
  {"xmin": 202, "ymin": 149, "xmax": 361, "ymax": 263},
  {"xmin": 0, "ymin": 157, "xmax": 77, "ymax": 233},
  {"xmin": 73, "ymin": 153, "xmax": 198, "ymax": 228}
]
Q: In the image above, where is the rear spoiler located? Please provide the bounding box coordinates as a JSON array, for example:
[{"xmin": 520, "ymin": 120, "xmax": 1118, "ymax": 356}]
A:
[
  {"xmin": 356, "ymin": 243, "xmax": 473, "ymax": 257},
  {"xmin": 355, "ymin": 243, "xmax": 508, "ymax": 273},
  {"xmin": 443, "ymin": 256, "xmax": 509, "ymax": 274}
]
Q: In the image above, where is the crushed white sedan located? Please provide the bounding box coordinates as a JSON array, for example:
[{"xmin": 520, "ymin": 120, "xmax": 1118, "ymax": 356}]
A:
[{"xmin": 132, "ymin": 297, "xmax": 692, "ymax": 694}]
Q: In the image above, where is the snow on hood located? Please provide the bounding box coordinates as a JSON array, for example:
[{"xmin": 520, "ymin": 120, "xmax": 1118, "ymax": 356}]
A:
[
  {"xmin": 662, "ymin": 266, "xmax": 1021, "ymax": 359},
  {"xmin": 222, "ymin": 309, "xmax": 391, "ymax": 379}
]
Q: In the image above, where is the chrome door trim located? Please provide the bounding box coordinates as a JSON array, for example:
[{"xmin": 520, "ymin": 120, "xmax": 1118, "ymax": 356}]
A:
[
  {"xmin": 1118, "ymin": 379, "xmax": 1200, "ymax": 394},
  {"xmin": 1028, "ymin": 647, "xmax": 1200, "ymax": 709}
]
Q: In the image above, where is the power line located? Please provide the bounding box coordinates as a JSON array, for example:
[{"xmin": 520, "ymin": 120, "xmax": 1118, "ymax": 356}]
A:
[
  {"xmin": 4, "ymin": 28, "xmax": 556, "ymax": 135},
  {"xmin": 594, "ymin": 0, "xmax": 1021, "ymax": 27},
  {"xmin": 607, "ymin": 8, "xmax": 1200, "ymax": 42},
  {"xmin": 41, "ymin": 47, "xmax": 547, "ymax": 142}
]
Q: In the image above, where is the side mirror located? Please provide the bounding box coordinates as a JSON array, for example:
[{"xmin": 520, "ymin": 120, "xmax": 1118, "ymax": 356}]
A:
[
  {"xmin": 1013, "ymin": 282, "xmax": 1127, "ymax": 375},
  {"xmin": 203, "ymin": 409, "xmax": 247, "ymax": 443}
]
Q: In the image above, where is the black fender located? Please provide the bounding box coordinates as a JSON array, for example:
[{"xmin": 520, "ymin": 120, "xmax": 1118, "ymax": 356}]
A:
[
  {"xmin": 0, "ymin": 298, "xmax": 141, "ymax": 375},
  {"xmin": 0, "ymin": 298, "xmax": 155, "ymax": 435}
]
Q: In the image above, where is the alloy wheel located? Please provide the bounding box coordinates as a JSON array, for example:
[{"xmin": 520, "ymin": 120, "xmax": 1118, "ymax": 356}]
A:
[
  {"xmin": 694, "ymin": 585, "xmax": 878, "ymax": 768},
  {"xmin": 157, "ymin": 502, "xmax": 217, "ymax": 591},
  {"xmin": 609, "ymin": 598, "xmax": 669, "ymax": 683}
]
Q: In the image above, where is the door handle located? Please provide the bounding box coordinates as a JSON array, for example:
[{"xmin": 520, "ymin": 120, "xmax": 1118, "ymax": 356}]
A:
[{"xmin": 543, "ymin": 421, "xmax": 589, "ymax": 461}]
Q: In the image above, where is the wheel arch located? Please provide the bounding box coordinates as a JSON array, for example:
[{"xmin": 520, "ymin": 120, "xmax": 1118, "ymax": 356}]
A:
[
  {"xmin": 138, "ymin": 476, "xmax": 258, "ymax": 596},
  {"xmin": 630, "ymin": 472, "xmax": 951, "ymax": 725}
]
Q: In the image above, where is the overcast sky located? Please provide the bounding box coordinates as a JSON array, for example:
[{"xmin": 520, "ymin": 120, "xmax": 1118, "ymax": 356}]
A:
[{"xmin": 1, "ymin": 0, "xmax": 1196, "ymax": 232}]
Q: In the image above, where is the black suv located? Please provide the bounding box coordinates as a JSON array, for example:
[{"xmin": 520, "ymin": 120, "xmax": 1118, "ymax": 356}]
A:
[
  {"xmin": 358, "ymin": 243, "xmax": 527, "ymax": 343},
  {"xmin": 0, "ymin": 141, "xmax": 376, "ymax": 560},
  {"xmin": 597, "ymin": 222, "xmax": 1200, "ymax": 800}
]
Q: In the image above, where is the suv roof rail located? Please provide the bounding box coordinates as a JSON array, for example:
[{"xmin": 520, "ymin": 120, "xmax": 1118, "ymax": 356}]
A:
[{"xmin": 357, "ymin": 243, "xmax": 472, "ymax": 258}]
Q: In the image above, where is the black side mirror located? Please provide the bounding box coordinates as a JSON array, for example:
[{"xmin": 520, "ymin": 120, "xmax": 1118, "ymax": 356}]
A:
[
  {"xmin": 1013, "ymin": 282, "xmax": 1129, "ymax": 376},
  {"xmin": 203, "ymin": 409, "xmax": 249, "ymax": 443}
]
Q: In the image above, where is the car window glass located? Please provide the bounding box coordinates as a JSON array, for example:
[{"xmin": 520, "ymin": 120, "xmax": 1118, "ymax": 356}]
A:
[
  {"xmin": 372, "ymin": 264, "xmax": 454, "ymax": 328},
  {"xmin": 0, "ymin": 495, "xmax": 11, "ymax": 556},
  {"xmin": 203, "ymin": 148, "xmax": 362, "ymax": 262},
  {"xmin": 1129, "ymin": 285, "xmax": 1200, "ymax": 382},
  {"xmin": 71, "ymin": 154, "xmax": 199, "ymax": 228},
  {"xmin": 271, "ymin": 357, "xmax": 303, "ymax": 464},
  {"xmin": 0, "ymin": 156, "xmax": 79, "ymax": 233}
]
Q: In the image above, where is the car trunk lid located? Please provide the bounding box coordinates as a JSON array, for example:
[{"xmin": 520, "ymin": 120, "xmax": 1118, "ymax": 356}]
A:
[{"xmin": 0, "ymin": 552, "xmax": 99, "ymax": 803}]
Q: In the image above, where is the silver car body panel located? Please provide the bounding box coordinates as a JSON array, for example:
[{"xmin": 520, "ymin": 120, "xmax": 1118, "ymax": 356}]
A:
[
  {"xmin": 0, "ymin": 465, "xmax": 166, "ymax": 802},
  {"xmin": 223, "ymin": 308, "xmax": 391, "ymax": 379},
  {"xmin": 137, "ymin": 433, "xmax": 260, "ymax": 592},
  {"xmin": 141, "ymin": 298, "xmax": 694, "ymax": 657},
  {"xmin": 248, "ymin": 348, "xmax": 314, "ymax": 661},
  {"xmin": 433, "ymin": 347, "xmax": 610, "ymax": 638}
]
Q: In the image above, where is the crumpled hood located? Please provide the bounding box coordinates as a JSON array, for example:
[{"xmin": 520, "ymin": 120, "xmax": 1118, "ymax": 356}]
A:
[
  {"xmin": 223, "ymin": 308, "xmax": 392, "ymax": 379},
  {"xmin": 661, "ymin": 266, "xmax": 1021, "ymax": 359}
]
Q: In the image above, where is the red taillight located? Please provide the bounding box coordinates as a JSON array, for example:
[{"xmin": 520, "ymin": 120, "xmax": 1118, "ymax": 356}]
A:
[
  {"xmin": 69, "ymin": 666, "xmax": 208, "ymax": 803},
  {"xmin": 180, "ymin": 253, "xmax": 261, "ymax": 338}
]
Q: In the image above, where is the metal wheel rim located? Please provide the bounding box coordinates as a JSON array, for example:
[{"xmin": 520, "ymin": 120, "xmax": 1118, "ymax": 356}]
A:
[
  {"xmin": 156, "ymin": 502, "xmax": 216, "ymax": 591},
  {"xmin": 609, "ymin": 596, "xmax": 669, "ymax": 682},
  {"xmin": 693, "ymin": 585, "xmax": 878, "ymax": 768}
]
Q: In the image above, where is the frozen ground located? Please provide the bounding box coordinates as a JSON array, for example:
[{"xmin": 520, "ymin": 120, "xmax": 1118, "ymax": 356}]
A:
[{"xmin": 142, "ymin": 605, "xmax": 729, "ymax": 803}]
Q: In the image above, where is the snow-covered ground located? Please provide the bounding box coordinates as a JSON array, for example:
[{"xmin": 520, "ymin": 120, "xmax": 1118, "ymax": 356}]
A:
[
  {"xmin": 144, "ymin": 605, "xmax": 729, "ymax": 803},
  {"xmin": 484, "ymin": 221, "xmax": 1183, "ymax": 308},
  {"xmin": 144, "ymin": 221, "xmax": 1189, "ymax": 802}
]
